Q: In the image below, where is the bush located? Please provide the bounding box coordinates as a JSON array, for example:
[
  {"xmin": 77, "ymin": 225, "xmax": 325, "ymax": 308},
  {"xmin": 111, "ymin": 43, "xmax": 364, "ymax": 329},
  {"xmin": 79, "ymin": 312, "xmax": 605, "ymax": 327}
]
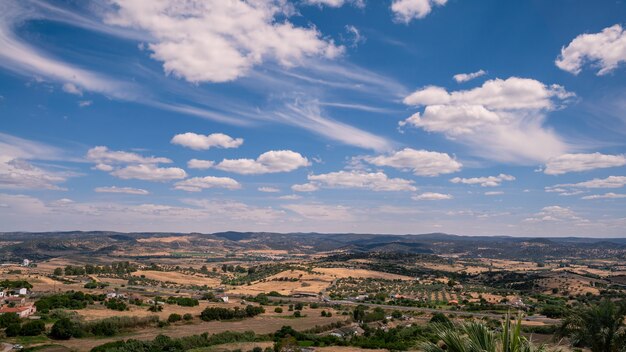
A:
[
  {"xmin": 168, "ymin": 313, "xmax": 182, "ymax": 323},
  {"xmin": 105, "ymin": 299, "xmax": 128, "ymax": 311},
  {"xmin": 274, "ymin": 307, "xmax": 283, "ymax": 313},
  {"xmin": 321, "ymin": 310, "xmax": 327, "ymax": 317},
  {"xmin": 183, "ymin": 313, "xmax": 193, "ymax": 321},
  {"xmin": 50, "ymin": 318, "xmax": 80, "ymax": 340},
  {"xmin": 5, "ymin": 323, "xmax": 21, "ymax": 337},
  {"xmin": 18, "ymin": 320, "xmax": 45, "ymax": 336},
  {"xmin": 293, "ymin": 311, "xmax": 302, "ymax": 318},
  {"xmin": 0, "ymin": 312, "xmax": 20, "ymax": 328}
]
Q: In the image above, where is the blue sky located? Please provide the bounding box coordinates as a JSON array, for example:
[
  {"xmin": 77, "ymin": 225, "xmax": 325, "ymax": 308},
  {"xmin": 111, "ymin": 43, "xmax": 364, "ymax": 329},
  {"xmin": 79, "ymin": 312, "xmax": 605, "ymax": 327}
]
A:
[{"xmin": 1, "ymin": 0, "xmax": 626, "ymax": 236}]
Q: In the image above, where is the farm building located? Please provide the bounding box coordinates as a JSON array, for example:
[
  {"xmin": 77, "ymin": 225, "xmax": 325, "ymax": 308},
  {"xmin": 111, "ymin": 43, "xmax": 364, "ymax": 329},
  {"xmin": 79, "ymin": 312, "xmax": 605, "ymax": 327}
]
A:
[{"xmin": 0, "ymin": 304, "xmax": 36, "ymax": 318}]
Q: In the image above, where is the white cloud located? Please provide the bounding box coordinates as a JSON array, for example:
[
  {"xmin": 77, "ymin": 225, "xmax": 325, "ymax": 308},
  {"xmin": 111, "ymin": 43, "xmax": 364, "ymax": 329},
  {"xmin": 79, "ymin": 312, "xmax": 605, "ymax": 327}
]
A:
[
  {"xmin": 391, "ymin": 0, "xmax": 447, "ymax": 23},
  {"xmin": 400, "ymin": 77, "xmax": 574, "ymax": 163},
  {"xmin": 343, "ymin": 25, "xmax": 365, "ymax": 48},
  {"xmin": 450, "ymin": 174, "xmax": 515, "ymax": 187},
  {"xmin": 453, "ymin": 69, "xmax": 486, "ymax": 83},
  {"xmin": 278, "ymin": 194, "xmax": 302, "ymax": 200},
  {"xmin": 365, "ymin": 148, "xmax": 461, "ymax": 177},
  {"xmin": 524, "ymin": 205, "xmax": 587, "ymax": 223},
  {"xmin": 291, "ymin": 183, "xmax": 320, "ymax": 192},
  {"xmin": 173, "ymin": 176, "xmax": 241, "ymax": 192},
  {"xmin": 215, "ymin": 150, "xmax": 310, "ymax": 174},
  {"xmin": 276, "ymin": 101, "xmax": 392, "ymax": 151},
  {"xmin": 187, "ymin": 159, "xmax": 214, "ymax": 169},
  {"xmin": 171, "ymin": 132, "xmax": 243, "ymax": 151},
  {"xmin": 62, "ymin": 82, "xmax": 83, "ymax": 95},
  {"xmin": 111, "ymin": 164, "xmax": 187, "ymax": 181},
  {"xmin": 0, "ymin": 158, "xmax": 67, "ymax": 190},
  {"xmin": 307, "ymin": 170, "xmax": 417, "ymax": 191},
  {"xmin": 557, "ymin": 176, "xmax": 626, "ymax": 189},
  {"xmin": 94, "ymin": 186, "xmax": 149, "ymax": 195},
  {"xmin": 556, "ymin": 24, "xmax": 626, "ymax": 75},
  {"xmin": 582, "ymin": 193, "xmax": 626, "ymax": 200},
  {"xmin": 412, "ymin": 192, "xmax": 452, "ymax": 200},
  {"xmin": 258, "ymin": 186, "xmax": 280, "ymax": 193},
  {"xmin": 78, "ymin": 100, "xmax": 92, "ymax": 107},
  {"xmin": 0, "ymin": 3, "xmax": 133, "ymax": 99},
  {"xmin": 0, "ymin": 133, "xmax": 73, "ymax": 190},
  {"xmin": 105, "ymin": 0, "xmax": 343, "ymax": 83},
  {"xmin": 544, "ymin": 153, "xmax": 626, "ymax": 175},
  {"xmin": 484, "ymin": 191, "xmax": 504, "ymax": 196},
  {"xmin": 282, "ymin": 203, "xmax": 353, "ymax": 220},
  {"xmin": 87, "ymin": 146, "xmax": 171, "ymax": 165},
  {"xmin": 304, "ymin": 0, "xmax": 365, "ymax": 8}
]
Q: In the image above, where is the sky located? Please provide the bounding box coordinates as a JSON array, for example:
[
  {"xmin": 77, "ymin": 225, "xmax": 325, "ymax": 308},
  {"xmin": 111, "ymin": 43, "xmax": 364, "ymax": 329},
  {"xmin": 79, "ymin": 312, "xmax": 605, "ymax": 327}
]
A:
[{"xmin": 1, "ymin": 0, "xmax": 626, "ymax": 236}]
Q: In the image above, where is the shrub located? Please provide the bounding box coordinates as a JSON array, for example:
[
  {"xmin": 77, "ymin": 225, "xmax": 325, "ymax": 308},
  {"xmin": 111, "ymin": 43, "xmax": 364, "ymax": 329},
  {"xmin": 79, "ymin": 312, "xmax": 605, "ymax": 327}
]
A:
[
  {"xmin": 274, "ymin": 307, "xmax": 283, "ymax": 313},
  {"xmin": 105, "ymin": 299, "xmax": 128, "ymax": 311},
  {"xmin": 168, "ymin": 313, "xmax": 182, "ymax": 323},
  {"xmin": 293, "ymin": 311, "xmax": 302, "ymax": 318},
  {"xmin": 50, "ymin": 318, "xmax": 80, "ymax": 340},
  {"xmin": 5, "ymin": 323, "xmax": 21, "ymax": 337},
  {"xmin": 183, "ymin": 313, "xmax": 193, "ymax": 321},
  {"xmin": 0, "ymin": 312, "xmax": 20, "ymax": 328},
  {"xmin": 20, "ymin": 320, "xmax": 45, "ymax": 336}
]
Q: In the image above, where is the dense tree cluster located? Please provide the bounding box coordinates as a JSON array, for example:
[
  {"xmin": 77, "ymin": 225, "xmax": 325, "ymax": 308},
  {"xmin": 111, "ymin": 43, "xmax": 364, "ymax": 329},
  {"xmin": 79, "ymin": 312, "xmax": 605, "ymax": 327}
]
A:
[
  {"xmin": 35, "ymin": 291, "xmax": 105, "ymax": 313},
  {"xmin": 200, "ymin": 305, "xmax": 264, "ymax": 321}
]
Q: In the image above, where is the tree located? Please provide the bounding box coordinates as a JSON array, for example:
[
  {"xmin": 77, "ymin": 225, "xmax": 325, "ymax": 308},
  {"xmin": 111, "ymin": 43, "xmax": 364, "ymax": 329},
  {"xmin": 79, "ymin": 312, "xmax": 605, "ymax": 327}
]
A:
[
  {"xmin": 168, "ymin": 313, "xmax": 182, "ymax": 323},
  {"xmin": 50, "ymin": 318, "xmax": 78, "ymax": 340},
  {"xmin": 53, "ymin": 267, "xmax": 63, "ymax": 276},
  {"xmin": 0, "ymin": 312, "xmax": 20, "ymax": 328},
  {"xmin": 420, "ymin": 314, "xmax": 546, "ymax": 352},
  {"xmin": 20, "ymin": 320, "xmax": 45, "ymax": 336},
  {"xmin": 558, "ymin": 299, "xmax": 626, "ymax": 352},
  {"xmin": 5, "ymin": 323, "xmax": 21, "ymax": 337}
]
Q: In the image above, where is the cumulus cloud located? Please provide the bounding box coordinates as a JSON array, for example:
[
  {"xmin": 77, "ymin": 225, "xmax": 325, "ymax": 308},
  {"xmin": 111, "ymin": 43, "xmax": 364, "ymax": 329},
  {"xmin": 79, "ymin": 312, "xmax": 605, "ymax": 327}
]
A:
[
  {"xmin": 556, "ymin": 176, "xmax": 626, "ymax": 189},
  {"xmin": 391, "ymin": 0, "xmax": 447, "ymax": 23},
  {"xmin": 524, "ymin": 205, "xmax": 587, "ymax": 223},
  {"xmin": 307, "ymin": 170, "xmax": 417, "ymax": 191},
  {"xmin": 171, "ymin": 132, "xmax": 243, "ymax": 150},
  {"xmin": 400, "ymin": 77, "xmax": 574, "ymax": 163},
  {"xmin": 173, "ymin": 176, "xmax": 241, "ymax": 192},
  {"xmin": 450, "ymin": 174, "xmax": 515, "ymax": 187},
  {"xmin": 412, "ymin": 192, "xmax": 452, "ymax": 200},
  {"xmin": 581, "ymin": 193, "xmax": 626, "ymax": 200},
  {"xmin": 105, "ymin": 0, "xmax": 343, "ymax": 83},
  {"xmin": 187, "ymin": 159, "xmax": 214, "ymax": 169},
  {"xmin": 546, "ymin": 176, "xmax": 626, "ymax": 196},
  {"xmin": 94, "ymin": 186, "xmax": 149, "ymax": 195},
  {"xmin": 258, "ymin": 186, "xmax": 280, "ymax": 193},
  {"xmin": 291, "ymin": 183, "xmax": 320, "ymax": 192},
  {"xmin": 453, "ymin": 69, "xmax": 486, "ymax": 83},
  {"xmin": 215, "ymin": 150, "xmax": 310, "ymax": 174},
  {"xmin": 86, "ymin": 146, "xmax": 171, "ymax": 165},
  {"xmin": 62, "ymin": 83, "xmax": 83, "ymax": 96},
  {"xmin": 543, "ymin": 153, "xmax": 626, "ymax": 175},
  {"xmin": 364, "ymin": 148, "xmax": 461, "ymax": 177},
  {"xmin": 111, "ymin": 164, "xmax": 187, "ymax": 181},
  {"xmin": 556, "ymin": 24, "xmax": 626, "ymax": 75},
  {"xmin": 0, "ymin": 158, "xmax": 68, "ymax": 190},
  {"xmin": 0, "ymin": 133, "xmax": 73, "ymax": 190}
]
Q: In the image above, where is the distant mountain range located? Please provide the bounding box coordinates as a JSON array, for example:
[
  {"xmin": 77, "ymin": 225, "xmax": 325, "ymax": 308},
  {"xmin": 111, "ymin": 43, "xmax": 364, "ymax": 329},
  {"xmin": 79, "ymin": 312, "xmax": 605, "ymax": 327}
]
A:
[{"xmin": 1, "ymin": 231, "xmax": 625, "ymax": 261}]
